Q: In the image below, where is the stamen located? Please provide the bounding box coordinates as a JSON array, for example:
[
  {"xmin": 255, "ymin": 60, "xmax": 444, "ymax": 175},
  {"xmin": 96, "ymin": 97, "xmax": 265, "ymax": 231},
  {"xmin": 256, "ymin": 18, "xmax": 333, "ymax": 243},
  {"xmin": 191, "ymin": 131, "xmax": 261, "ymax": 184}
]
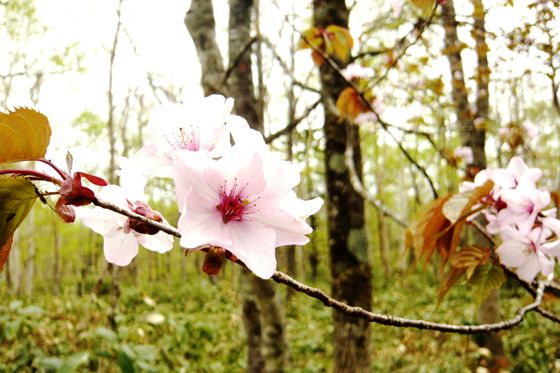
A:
[{"xmin": 216, "ymin": 179, "xmax": 257, "ymax": 224}]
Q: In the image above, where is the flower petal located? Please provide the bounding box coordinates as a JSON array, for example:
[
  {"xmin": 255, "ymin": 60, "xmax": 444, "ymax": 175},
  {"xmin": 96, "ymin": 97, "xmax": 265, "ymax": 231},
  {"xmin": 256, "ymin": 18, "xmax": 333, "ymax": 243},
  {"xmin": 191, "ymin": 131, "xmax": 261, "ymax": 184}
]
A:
[
  {"xmin": 138, "ymin": 231, "xmax": 174, "ymax": 253},
  {"xmin": 228, "ymin": 221, "xmax": 277, "ymax": 279},
  {"xmin": 178, "ymin": 200, "xmax": 232, "ymax": 249},
  {"xmin": 103, "ymin": 231, "xmax": 139, "ymax": 266}
]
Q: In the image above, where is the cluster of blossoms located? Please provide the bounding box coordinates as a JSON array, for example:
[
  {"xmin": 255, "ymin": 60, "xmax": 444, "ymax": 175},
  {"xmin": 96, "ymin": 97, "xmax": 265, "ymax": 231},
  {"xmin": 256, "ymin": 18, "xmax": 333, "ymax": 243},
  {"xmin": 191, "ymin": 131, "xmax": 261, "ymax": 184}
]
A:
[
  {"xmin": 460, "ymin": 157, "xmax": 560, "ymax": 282},
  {"xmin": 77, "ymin": 95, "xmax": 322, "ymax": 279}
]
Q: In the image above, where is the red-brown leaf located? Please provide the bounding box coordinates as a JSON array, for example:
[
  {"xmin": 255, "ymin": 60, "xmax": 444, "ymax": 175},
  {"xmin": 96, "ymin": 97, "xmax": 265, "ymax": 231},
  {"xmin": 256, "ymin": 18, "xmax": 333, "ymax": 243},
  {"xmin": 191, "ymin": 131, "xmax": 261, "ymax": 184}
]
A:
[{"xmin": 0, "ymin": 235, "xmax": 14, "ymax": 272}]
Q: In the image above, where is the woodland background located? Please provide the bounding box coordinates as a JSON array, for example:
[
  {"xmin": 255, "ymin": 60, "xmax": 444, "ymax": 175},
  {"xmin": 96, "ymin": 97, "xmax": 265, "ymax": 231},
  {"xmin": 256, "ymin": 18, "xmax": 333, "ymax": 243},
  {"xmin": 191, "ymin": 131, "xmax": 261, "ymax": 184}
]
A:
[{"xmin": 1, "ymin": 0, "xmax": 559, "ymax": 371}]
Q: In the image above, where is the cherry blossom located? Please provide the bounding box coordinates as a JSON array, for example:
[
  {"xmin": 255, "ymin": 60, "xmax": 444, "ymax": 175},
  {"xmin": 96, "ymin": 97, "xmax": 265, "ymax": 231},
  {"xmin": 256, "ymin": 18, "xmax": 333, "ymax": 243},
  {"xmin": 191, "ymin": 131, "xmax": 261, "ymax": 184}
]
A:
[
  {"xmin": 76, "ymin": 185, "xmax": 174, "ymax": 266},
  {"xmin": 119, "ymin": 95, "xmax": 235, "ymax": 178},
  {"xmin": 495, "ymin": 178, "xmax": 550, "ymax": 234},
  {"xmin": 453, "ymin": 146, "xmax": 473, "ymax": 164},
  {"xmin": 172, "ymin": 144, "xmax": 322, "ymax": 279},
  {"xmin": 341, "ymin": 63, "xmax": 374, "ymax": 80},
  {"xmin": 496, "ymin": 225, "xmax": 554, "ymax": 282}
]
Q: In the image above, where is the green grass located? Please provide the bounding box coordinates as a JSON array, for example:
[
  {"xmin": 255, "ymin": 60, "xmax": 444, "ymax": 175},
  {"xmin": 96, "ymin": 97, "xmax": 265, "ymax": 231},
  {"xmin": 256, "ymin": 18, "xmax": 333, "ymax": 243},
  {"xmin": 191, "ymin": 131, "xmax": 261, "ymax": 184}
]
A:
[{"xmin": 0, "ymin": 264, "xmax": 559, "ymax": 372}]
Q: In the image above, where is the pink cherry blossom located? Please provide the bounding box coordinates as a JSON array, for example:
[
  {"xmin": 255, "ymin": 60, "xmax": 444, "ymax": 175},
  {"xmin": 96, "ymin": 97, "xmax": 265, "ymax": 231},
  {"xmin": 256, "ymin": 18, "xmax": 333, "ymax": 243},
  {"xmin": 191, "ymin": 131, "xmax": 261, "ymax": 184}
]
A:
[
  {"xmin": 120, "ymin": 95, "xmax": 235, "ymax": 178},
  {"xmin": 495, "ymin": 178, "xmax": 550, "ymax": 234},
  {"xmin": 496, "ymin": 225, "xmax": 555, "ymax": 283},
  {"xmin": 540, "ymin": 217, "xmax": 560, "ymax": 259},
  {"xmin": 341, "ymin": 63, "xmax": 374, "ymax": 80},
  {"xmin": 76, "ymin": 185, "xmax": 174, "ymax": 266},
  {"xmin": 453, "ymin": 146, "xmax": 474, "ymax": 164},
  {"xmin": 172, "ymin": 144, "xmax": 322, "ymax": 279}
]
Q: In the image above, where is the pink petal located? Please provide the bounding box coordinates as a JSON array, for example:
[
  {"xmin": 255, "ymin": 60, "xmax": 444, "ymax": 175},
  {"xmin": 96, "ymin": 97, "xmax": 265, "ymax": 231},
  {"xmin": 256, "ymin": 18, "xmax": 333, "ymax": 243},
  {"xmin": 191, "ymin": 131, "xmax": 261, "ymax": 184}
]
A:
[
  {"xmin": 228, "ymin": 222, "xmax": 277, "ymax": 279},
  {"xmin": 496, "ymin": 240, "xmax": 529, "ymax": 268},
  {"xmin": 103, "ymin": 231, "xmax": 139, "ymax": 266},
  {"xmin": 172, "ymin": 151, "xmax": 217, "ymax": 207},
  {"xmin": 178, "ymin": 201, "xmax": 232, "ymax": 249},
  {"xmin": 137, "ymin": 231, "xmax": 174, "ymax": 253},
  {"xmin": 77, "ymin": 207, "xmax": 124, "ymax": 236},
  {"xmin": 216, "ymin": 146, "xmax": 266, "ymax": 197}
]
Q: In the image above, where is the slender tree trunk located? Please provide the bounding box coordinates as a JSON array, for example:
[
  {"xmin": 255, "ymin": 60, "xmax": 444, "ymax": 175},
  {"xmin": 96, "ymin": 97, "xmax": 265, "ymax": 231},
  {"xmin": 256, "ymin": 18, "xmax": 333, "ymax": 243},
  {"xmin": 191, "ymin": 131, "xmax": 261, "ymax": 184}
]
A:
[
  {"xmin": 185, "ymin": 0, "xmax": 226, "ymax": 96},
  {"xmin": 240, "ymin": 270, "xmax": 265, "ymax": 372},
  {"xmin": 313, "ymin": 1, "xmax": 372, "ymax": 371},
  {"xmin": 442, "ymin": 0, "xmax": 503, "ymax": 356},
  {"xmin": 228, "ymin": 1, "xmax": 287, "ymax": 371},
  {"xmin": 186, "ymin": 1, "xmax": 287, "ymax": 371}
]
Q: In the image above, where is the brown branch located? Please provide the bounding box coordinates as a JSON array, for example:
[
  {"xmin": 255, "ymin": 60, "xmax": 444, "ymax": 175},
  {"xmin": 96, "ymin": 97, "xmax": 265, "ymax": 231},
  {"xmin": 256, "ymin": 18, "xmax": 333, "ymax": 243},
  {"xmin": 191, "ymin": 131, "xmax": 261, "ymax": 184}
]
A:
[
  {"xmin": 85, "ymin": 197, "xmax": 558, "ymax": 332},
  {"xmin": 270, "ymin": 271, "xmax": 550, "ymax": 333},
  {"xmin": 369, "ymin": 6, "xmax": 439, "ymax": 89},
  {"xmin": 222, "ymin": 36, "xmax": 258, "ymax": 86},
  {"xmin": 265, "ymin": 99, "xmax": 321, "ymax": 143},
  {"xmin": 92, "ymin": 197, "xmax": 181, "ymax": 238},
  {"xmin": 291, "ymin": 17, "xmax": 439, "ymax": 198}
]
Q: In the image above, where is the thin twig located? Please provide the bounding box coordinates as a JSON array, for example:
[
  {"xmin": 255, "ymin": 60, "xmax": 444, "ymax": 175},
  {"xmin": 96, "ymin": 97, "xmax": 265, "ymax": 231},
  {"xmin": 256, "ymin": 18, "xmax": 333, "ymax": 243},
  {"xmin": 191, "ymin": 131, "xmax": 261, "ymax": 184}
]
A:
[
  {"xmin": 265, "ymin": 99, "xmax": 321, "ymax": 143},
  {"xmin": 344, "ymin": 128, "xmax": 408, "ymax": 228},
  {"xmin": 92, "ymin": 197, "xmax": 181, "ymax": 238},
  {"xmin": 288, "ymin": 8, "xmax": 439, "ymax": 198},
  {"xmin": 222, "ymin": 36, "xmax": 258, "ymax": 86},
  {"xmin": 83, "ymin": 197, "xmax": 558, "ymax": 331},
  {"xmin": 271, "ymin": 271, "xmax": 549, "ymax": 333}
]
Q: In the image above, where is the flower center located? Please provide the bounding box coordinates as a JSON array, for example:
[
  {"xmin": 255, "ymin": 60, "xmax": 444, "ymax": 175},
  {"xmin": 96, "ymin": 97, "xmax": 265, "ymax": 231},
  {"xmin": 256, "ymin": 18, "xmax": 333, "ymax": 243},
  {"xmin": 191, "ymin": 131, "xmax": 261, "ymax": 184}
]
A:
[
  {"xmin": 216, "ymin": 180, "xmax": 254, "ymax": 224},
  {"xmin": 168, "ymin": 126, "xmax": 200, "ymax": 151}
]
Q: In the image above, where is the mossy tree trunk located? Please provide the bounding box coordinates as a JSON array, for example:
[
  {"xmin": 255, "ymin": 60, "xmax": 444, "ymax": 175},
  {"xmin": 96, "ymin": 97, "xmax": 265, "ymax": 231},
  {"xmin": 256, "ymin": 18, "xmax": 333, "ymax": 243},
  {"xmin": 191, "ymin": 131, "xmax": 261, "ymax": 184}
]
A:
[{"xmin": 313, "ymin": 1, "xmax": 373, "ymax": 371}]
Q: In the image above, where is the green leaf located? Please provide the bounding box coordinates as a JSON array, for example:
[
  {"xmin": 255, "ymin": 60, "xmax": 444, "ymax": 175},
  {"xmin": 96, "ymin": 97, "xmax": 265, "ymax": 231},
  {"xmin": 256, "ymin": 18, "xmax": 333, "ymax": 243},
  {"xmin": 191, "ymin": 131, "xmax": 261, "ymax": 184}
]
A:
[
  {"xmin": 93, "ymin": 327, "xmax": 118, "ymax": 342},
  {"xmin": 57, "ymin": 352, "xmax": 89, "ymax": 373},
  {"xmin": 117, "ymin": 345, "xmax": 136, "ymax": 373},
  {"xmin": 0, "ymin": 108, "xmax": 52, "ymax": 162},
  {"xmin": 468, "ymin": 263, "xmax": 506, "ymax": 303},
  {"xmin": 0, "ymin": 176, "xmax": 37, "ymax": 270},
  {"xmin": 35, "ymin": 356, "xmax": 63, "ymax": 370}
]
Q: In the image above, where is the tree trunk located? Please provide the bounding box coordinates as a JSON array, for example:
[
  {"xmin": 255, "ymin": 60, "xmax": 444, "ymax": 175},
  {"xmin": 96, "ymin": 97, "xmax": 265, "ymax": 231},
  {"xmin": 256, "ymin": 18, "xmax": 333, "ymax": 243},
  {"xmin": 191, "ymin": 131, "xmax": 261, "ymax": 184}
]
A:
[
  {"xmin": 186, "ymin": 1, "xmax": 287, "ymax": 371},
  {"xmin": 228, "ymin": 1, "xmax": 288, "ymax": 370},
  {"xmin": 313, "ymin": 1, "xmax": 372, "ymax": 371},
  {"xmin": 442, "ymin": 0, "xmax": 503, "ymax": 356}
]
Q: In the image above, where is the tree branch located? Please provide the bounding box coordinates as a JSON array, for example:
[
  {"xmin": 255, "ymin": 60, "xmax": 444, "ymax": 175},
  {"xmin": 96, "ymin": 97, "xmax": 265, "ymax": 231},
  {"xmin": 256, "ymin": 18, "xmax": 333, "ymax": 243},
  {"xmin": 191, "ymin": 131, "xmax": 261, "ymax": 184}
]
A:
[
  {"xmin": 344, "ymin": 129, "xmax": 408, "ymax": 228},
  {"xmin": 265, "ymin": 99, "xmax": 321, "ymax": 143},
  {"xmin": 83, "ymin": 197, "xmax": 559, "ymax": 333},
  {"xmin": 286, "ymin": 8, "xmax": 439, "ymax": 198},
  {"xmin": 271, "ymin": 271, "xmax": 552, "ymax": 333}
]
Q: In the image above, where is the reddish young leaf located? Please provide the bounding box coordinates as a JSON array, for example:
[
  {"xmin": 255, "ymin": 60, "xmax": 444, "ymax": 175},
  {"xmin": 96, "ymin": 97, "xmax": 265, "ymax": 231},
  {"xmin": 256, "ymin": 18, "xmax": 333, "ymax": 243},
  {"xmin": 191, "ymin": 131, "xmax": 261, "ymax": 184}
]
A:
[
  {"xmin": 437, "ymin": 246, "xmax": 490, "ymax": 304},
  {"xmin": 336, "ymin": 87, "xmax": 369, "ymax": 120},
  {"xmin": 55, "ymin": 197, "xmax": 76, "ymax": 223},
  {"xmin": 0, "ymin": 235, "xmax": 14, "ymax": 272},
  {"xmin": 450, "ymin": 245, "xmax": 491, "ymax": 279},
  {"xmin": 412, "ymin": 193, "xmax": 452, "ymax": 263},
  {"xmin": 59, "ymin": 172, "xmax": 107, "ymax": 207},
  {"xmin": 437, "ymin": 266, "xmax": 466, "ymax": 306},
  {"xmin": 76, "ymin": 172, "xmax": 108, "ymax": 186}
]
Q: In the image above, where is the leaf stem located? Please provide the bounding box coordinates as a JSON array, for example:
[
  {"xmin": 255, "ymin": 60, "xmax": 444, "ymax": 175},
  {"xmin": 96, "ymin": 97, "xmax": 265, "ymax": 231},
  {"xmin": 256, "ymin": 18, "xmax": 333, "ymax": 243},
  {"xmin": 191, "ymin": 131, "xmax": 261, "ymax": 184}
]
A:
[{"xmin": 0, "ymin": 169, "xmax": 63, "ymax": 185}]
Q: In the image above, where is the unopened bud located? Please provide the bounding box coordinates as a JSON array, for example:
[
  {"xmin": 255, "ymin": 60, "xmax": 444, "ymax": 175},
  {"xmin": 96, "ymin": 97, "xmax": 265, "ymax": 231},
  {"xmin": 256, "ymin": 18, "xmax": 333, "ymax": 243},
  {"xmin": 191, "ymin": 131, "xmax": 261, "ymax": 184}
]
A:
[{"xmin": 127, "ymin": 201, "xmax": 163, "ymax": 235}]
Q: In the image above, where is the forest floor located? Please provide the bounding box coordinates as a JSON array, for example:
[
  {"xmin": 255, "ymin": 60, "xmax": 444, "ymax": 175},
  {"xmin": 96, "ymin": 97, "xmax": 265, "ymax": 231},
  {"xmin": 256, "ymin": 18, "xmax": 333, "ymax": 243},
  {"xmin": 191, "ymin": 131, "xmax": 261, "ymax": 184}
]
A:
[{"xmin": 0, "ymin": 263, "xmax": 559, "ymax": 372}]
